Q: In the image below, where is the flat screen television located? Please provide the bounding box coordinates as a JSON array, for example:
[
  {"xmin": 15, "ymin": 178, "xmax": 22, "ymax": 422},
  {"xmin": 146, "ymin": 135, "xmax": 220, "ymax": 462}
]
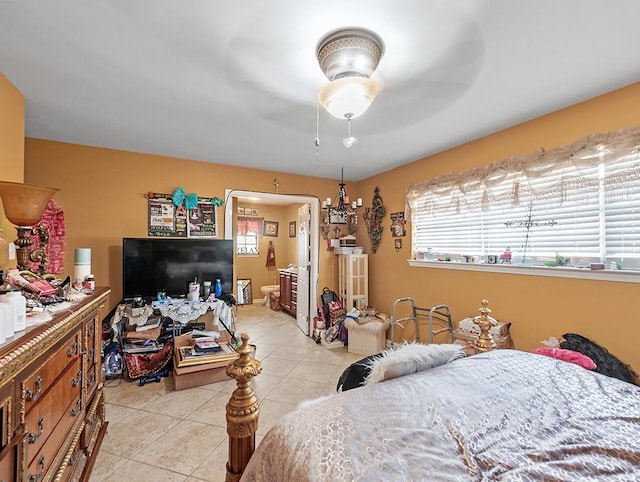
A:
[{"xmin": 122, "ymin": 238, "xmax": 234, "ymax": 301}]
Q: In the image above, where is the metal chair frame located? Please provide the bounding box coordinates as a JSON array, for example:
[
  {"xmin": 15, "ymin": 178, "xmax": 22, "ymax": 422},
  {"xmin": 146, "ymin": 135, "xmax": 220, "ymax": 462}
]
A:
[{"xmin": 390, "ymin": 297, "xmax": 454, "ymax": 348}]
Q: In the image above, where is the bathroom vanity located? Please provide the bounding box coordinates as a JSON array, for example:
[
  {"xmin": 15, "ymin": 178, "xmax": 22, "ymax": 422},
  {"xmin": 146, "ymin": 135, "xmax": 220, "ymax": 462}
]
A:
[{"xmin": 278, "ymin": 270, "xmax": 297, "ymax": 317}]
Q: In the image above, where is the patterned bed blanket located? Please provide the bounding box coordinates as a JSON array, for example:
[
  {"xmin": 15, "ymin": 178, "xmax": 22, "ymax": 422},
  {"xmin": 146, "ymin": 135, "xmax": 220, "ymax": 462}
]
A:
[{"xmin": 241, "ymin": 349, "xmax": 640, "ymax": 481}]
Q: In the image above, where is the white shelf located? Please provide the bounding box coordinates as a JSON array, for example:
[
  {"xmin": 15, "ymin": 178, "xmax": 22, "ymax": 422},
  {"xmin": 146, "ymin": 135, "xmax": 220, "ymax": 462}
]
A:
[{"xmin": 338, "ymin": 254, "xmax": 368, "ymax": 310}]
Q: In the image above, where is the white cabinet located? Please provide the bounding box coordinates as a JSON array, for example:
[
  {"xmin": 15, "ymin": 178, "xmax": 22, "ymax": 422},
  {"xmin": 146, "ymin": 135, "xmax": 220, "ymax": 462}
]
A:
[{"xmin": 338, "ymin": 254, "xmax": 368, "ymax": 310}]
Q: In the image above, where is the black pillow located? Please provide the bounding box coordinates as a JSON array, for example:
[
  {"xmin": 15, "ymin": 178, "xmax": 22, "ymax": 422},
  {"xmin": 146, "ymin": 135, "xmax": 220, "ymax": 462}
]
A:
[
  {"xmin": 560, "ymin": 333, "xmax": 638, "ymax": 385},
  {"xmin": 336, "ymin": 353, "xmax": 381, "ymax": 392}
]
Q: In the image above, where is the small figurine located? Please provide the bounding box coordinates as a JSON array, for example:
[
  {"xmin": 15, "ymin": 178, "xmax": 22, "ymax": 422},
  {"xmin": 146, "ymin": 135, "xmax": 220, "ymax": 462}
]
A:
[{"xmin": 500, "ymin": 247, "xmax": 512, "ymax": 264}]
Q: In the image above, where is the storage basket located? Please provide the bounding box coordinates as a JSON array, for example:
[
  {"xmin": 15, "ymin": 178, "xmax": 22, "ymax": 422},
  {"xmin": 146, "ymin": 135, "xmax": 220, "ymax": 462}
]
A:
[{"xmin": 344, "ymin": 316, "xmax": 391, "ymax": 356}]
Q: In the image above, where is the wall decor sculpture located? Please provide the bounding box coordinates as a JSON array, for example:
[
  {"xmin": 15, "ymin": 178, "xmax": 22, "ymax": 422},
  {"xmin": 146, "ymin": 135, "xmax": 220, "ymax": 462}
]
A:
[{"xmin": 364, "ymin": 186, "xmax": 386, "ymax": 253}]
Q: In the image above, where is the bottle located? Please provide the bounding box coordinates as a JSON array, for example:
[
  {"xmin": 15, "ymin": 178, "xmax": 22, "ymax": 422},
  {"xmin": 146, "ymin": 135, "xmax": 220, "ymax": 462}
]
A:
[
  {"xmin": 85, "ymin": 274, "xmax": 95, "ymax": 292},
  {"xmin": 214, "ymin": 279, "xmax": 223, "ymax": 298},
  {"xmin": 6, "ymin": 291, "xmax": 27, "ymax": 332},
  {"xmin": 0, "ymin": 292, "xmax": 16, "ymax": 337},
  {"xmin": 203, "ymin": 281, "xmax": 212, "ymax": 299},
  {"xmin": 0, "ymin": 301, "xmax": 7, "ymax": 344}
]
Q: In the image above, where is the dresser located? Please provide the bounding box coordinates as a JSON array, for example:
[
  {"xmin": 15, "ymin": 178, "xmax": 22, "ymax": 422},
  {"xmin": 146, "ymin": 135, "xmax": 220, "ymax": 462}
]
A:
[
  {"xmin": 0, "ymin": 287, "xmax": 110, "ymax": 482},
  {"xmin": 278, "ymin": 271, "xmax": 297, "ymax": 317}
]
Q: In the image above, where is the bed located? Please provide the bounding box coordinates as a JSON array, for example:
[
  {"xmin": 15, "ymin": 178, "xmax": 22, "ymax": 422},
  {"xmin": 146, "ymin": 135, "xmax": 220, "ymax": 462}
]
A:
[{"xmin": 239, "ymin": 349, "xmax": 640, "ymax": 481}]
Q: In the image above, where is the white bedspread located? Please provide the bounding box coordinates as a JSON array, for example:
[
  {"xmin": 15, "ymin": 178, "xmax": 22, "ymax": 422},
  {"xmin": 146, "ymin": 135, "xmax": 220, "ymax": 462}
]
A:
[{"xmin": 241, "ymin": 350, "xmax": 640, "ymax": 481}]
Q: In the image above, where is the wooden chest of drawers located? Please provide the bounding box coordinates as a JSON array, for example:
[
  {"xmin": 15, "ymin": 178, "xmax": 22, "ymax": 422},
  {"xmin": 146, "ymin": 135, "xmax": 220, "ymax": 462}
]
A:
[{"xmin": 0, "ymin": 287, "xmax": 110, "ymax": 482}]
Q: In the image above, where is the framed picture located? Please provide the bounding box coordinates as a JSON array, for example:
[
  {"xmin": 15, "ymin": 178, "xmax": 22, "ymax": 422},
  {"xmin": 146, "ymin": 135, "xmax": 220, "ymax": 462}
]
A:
[
  {"xmin": 390, "ymin": 212, "xmax": 406, "ymax": 237},
  {"xmin": 263, "ymin": 220, "xmax": 279, "ymax": 237},
  {"xmin": 289, "ymin": 221, "xmax": 296, "ymax": 237}
]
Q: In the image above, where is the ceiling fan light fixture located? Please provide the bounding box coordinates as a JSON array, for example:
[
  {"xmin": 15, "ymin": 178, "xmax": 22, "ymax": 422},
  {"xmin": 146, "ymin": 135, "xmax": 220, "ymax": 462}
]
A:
[
  {"xmin": 316, "ymin": 27, "xmax": 384, "ymax": 120},
  {"xmin": 318, "ymin": 76, "xmax": 379, "ymax": 119}
]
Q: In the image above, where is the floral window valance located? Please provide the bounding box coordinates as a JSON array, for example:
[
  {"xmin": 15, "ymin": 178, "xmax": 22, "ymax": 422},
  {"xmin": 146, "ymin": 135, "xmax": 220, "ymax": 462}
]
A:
[
  {"xmin": 237, "ymin": 216, "xmax": 263, "ymax": 236},
  {"xmin": 406, "ymin": 125, "xmax": 640, "ymax": 215}
]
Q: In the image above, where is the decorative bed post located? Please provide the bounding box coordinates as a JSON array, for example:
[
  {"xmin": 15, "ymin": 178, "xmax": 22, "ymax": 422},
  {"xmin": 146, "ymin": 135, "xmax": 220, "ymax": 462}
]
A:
[
  {"xmin": 225, "ymin": 333, "xmax": 262, "ymax": 482},
  {"xmin": 471, "ymin": 299, "xmax": 497, "ymax": 354}
]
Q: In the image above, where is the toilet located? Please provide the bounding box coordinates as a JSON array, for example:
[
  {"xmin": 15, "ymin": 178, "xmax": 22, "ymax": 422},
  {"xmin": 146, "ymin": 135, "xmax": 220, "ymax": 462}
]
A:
[{"xmin": 260, "ymin": 285, "xmax": 280, "ymax": 306}]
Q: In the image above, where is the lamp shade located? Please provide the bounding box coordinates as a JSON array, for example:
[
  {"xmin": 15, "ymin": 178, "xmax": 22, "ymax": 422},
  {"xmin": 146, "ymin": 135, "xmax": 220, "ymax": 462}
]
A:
[
  {"xmin": 0, "ymin": 181, "xmax": 58, "ymax": 226},
  {"xmin": 318, "ymin": 77, "xmax": 379, "ymax": 119}
]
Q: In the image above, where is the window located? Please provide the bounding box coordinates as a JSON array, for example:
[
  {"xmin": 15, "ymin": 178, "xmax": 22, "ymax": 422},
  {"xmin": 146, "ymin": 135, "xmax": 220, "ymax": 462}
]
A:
[
  {"xmin": 236, "ymin": 216, "xmax": 262, "ymax": 255},
  {"xmin": 407, "ymin": 127, "xmax": 640, "ymax": 271}
]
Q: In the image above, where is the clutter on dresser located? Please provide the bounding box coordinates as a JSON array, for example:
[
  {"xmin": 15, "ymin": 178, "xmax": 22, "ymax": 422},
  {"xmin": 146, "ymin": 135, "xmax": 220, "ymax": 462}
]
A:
[{"xmin": 0, "ymin": 268, "xmax": 93, "ymax": 332}]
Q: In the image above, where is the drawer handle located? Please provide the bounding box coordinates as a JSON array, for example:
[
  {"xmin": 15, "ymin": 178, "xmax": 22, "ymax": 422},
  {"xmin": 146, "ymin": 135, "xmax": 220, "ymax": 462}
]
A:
[
  {"xmin": 87, "ymin": 370, "xmax": 97, "ymax": 388},
  {"xmin": 28, "ymin": 417, "xmax": 45, "ymax": 444},
  {"xmin": 25, "ymin": 376, "xmax": 43, "ymax": 402},
  {"xmin": 28, "ymin": 455, "xmax": 45, "ymax": 482},
  {"xmin": 71, "ymin": 369, "xmax": 83, "ymax": 387},
  {"xmin": 66, "ymin": 341, "xmax": 79, "ymax": 358},
  {"xmin": 70, "ymin": 398, "xmax": 82, "ymax": 416}
]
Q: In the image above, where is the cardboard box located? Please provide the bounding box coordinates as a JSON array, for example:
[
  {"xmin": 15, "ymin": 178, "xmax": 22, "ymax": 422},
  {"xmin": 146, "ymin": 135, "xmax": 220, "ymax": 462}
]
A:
[{"xmin": 173, "ymin": 333, "xmax": 238, "ymax": 390}]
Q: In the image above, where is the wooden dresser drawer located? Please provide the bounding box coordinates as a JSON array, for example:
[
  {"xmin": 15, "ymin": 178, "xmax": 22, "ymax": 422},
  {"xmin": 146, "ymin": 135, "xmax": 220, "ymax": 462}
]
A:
[
  {"xmin": 53, "ymin": 426, "xmax": 85, "ymax": 482},
  {"xmin": 84, "ymin": 361, "xmax": 100, "ymax": 401},
  {"xmin": 24, "ymin": 356, "xmax": 82, "ymax": 469},
  {"xmin": 0, "ymin": 446, "xmax": 15, "ymax": 482},
  {"xmin": 20, "ymin": 330, "xmax": 82, "ymax": 413},
  {"xmin": 85, "ymin": 315, "xmax": 101, "ymax": 368},
  {"xmin": 82, "ymin": 390, "xmax": 106, "ymax": 455},
  {"xmin": 25, "ymin": 395, "xmax": 83, "ymax": 482}
]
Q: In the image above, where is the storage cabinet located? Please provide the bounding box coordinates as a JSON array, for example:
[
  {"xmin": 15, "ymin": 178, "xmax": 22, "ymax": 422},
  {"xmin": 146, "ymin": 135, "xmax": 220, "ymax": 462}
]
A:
[
  {"xmin": 278, "ymin": 271, "xmax": 297, "ymax": 317},
  {"xmin": 338, "ymin": 254, "xmax": 368, "ymax": 310},
  {"xmin": 0, "ymin": 287, "xmax": 110, "ymax": 482}
]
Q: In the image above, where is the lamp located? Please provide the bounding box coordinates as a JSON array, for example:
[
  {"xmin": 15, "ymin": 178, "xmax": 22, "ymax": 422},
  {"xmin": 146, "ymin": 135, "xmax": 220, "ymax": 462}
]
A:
[
  {"xmin": 316, "ymin": 27, "xmax": 384, "ymax": 120},
  {"xmin": 0, "ymin": 181, "xmax": 58, "ymax": 272},
  {"xmin": 322, "ymin": 168, "xmax": 362, "ymax": 234}
]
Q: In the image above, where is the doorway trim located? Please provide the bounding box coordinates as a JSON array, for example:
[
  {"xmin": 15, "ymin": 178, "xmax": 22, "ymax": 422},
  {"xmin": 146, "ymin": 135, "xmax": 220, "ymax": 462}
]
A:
[{"xmin": 224, "ymin": 189, "xmax": 320, "ymax": 335}]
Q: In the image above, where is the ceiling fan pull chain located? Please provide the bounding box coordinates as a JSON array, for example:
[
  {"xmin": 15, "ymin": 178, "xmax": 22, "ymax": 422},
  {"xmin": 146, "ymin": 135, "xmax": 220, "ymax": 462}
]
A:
[{"xmin": 315, "ymin": 100, "xmax": 321, "ymax": 167}]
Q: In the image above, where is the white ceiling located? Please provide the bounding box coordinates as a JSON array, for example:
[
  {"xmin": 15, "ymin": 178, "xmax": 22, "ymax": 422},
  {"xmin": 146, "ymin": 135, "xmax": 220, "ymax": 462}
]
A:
[{"xmin": 1, "ymin": 1, "xmax": 639, "ymax": 182}]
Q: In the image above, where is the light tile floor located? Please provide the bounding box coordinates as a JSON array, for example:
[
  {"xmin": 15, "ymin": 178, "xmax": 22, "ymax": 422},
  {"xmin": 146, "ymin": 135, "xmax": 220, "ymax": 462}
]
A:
[{"xmin": 90, "ymin": 304, "xmax": 362, "ymax": 482}]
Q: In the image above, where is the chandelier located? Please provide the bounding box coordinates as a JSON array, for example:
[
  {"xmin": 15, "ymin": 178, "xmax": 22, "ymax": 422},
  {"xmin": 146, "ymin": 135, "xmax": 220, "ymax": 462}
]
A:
[
  {"xmin": 322, "ymin": 168, "xmax": 362, "ymax": 230},
  {"xmin": 316, "ymin": 27, "xmax": 384, "ymax": 120}
]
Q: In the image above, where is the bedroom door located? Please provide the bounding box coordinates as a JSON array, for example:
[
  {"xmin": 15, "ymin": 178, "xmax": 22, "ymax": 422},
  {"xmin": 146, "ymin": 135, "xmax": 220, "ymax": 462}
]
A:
[{"xmin": 296, "ymin": 203, "xmax": 311, "ymax": 335}]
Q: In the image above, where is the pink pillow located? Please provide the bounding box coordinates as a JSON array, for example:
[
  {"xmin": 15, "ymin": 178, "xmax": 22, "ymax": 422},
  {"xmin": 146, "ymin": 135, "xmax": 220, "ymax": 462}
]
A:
[{"xmin": 533, "ymin": 347, "xmax": 597, "ymax": 370}]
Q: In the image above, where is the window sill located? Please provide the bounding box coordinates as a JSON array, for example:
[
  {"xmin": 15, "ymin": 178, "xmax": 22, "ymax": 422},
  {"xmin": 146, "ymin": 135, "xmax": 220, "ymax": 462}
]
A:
[{"xmin": 406, "ymin": 260, "xmax": 640, "ymax": 284}]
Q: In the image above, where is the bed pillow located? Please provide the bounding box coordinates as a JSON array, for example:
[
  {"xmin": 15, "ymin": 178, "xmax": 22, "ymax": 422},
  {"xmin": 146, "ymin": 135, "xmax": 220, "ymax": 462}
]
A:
[
  {"xmin": 532, "ymin": 347, "xmax": 597, "ymax": 370},
  {"xmin": 364, "ymin": 343, "xmax": 466, "ymax": 385}
]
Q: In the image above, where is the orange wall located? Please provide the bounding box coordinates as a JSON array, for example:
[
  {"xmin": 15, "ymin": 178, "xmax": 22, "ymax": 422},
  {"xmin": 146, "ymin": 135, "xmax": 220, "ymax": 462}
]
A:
[
  {"xmin": 23, "ymin": 140, "xmax": 346, "ymax": 311},
  {"xmin": 0, "ymin": 72, "xmax": 24, "ymax": 182},
  {"xmin": 358, "ymin": 82, "xmax": 640, "ymax": 372}
]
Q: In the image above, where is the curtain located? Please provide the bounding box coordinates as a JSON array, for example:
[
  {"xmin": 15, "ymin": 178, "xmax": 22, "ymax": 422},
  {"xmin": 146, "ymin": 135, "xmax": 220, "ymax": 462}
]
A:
[
  {"xmin": 237, "ymin": 216, "xmax": 263, "ymax": 236},
  {"xmin": 406, "ymin": 125, "xmax": 640, "ymax": 215}
]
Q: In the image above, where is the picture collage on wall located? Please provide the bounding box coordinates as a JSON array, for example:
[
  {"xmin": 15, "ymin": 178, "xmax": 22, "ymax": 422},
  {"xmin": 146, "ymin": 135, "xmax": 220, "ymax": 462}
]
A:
[{"xmin": 148, "ymin": 192, "xmax": 217, "ymax": 238}]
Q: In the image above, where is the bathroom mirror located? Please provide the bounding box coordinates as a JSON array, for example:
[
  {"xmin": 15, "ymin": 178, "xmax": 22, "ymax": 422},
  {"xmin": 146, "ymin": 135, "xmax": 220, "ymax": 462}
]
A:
[{"xmin": 237, "ymin": 279, "xmax": 252, "ymax": 305}]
